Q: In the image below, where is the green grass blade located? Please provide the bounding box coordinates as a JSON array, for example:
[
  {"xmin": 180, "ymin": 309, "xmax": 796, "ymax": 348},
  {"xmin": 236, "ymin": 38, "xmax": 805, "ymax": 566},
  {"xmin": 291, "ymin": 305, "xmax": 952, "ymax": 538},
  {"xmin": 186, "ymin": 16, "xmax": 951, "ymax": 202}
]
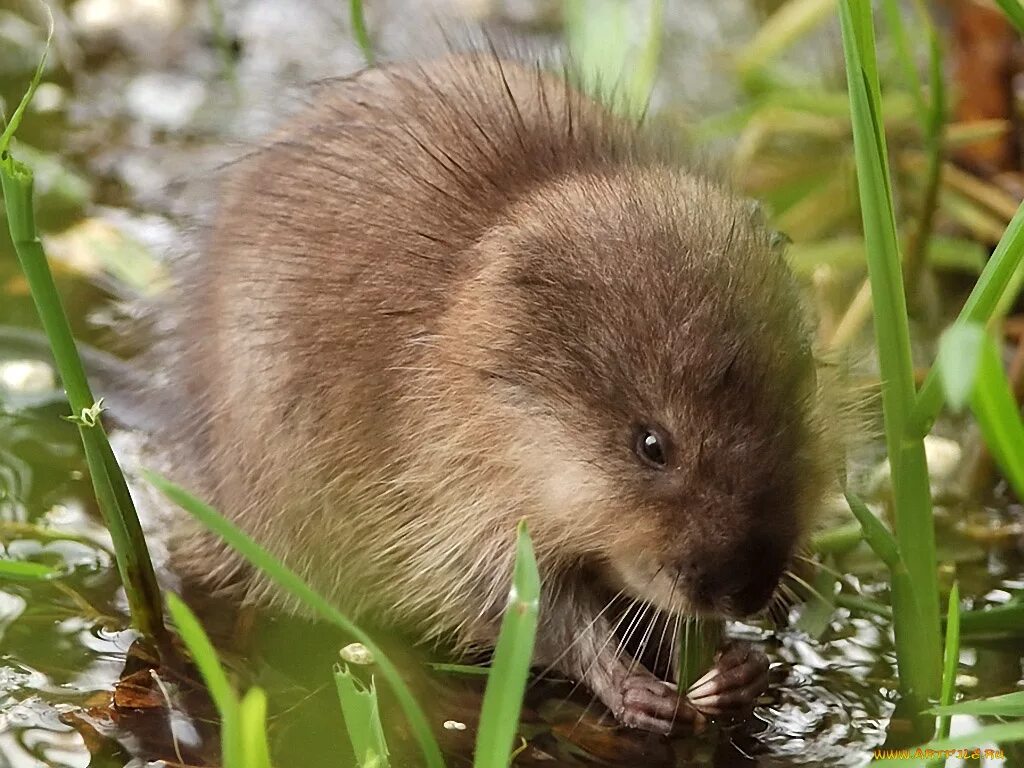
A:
[
  {"xmin": 994, "ymin": 0, "xmax": 1024, "ymax": 34},
  {"xmin": 838, "ymin": 0, "xmax": 941, "ymax": 706},
  {"xmin": 938, "ymin": 323, "xmax": 1024, "ymax": 499},
  {"xmin": 930, "ymin": 690, "xmax": 1024, "ymax": 717},
  {"xmin": 677, "ymin": 619, "xmax": 721, "ymax": 690},
  {"xmin": 937, "ymin": 325, "xmax": 985, "ymax": 411},
  {"xmin": 914, "ymin": 200, "xmax": 1024, "ymax": 430},
  {"xmin": 473, "ymin": 521, "xmax": 539, "ymax": 768},
  {"xmin": 0, "ymin": 559, "xmax": 60, "ymax": 579},
  {"xmin": 428, "ymin": 663, "xmax": 491, "ymax": 676},
  {"xmin": 844, "ymin": 492, "xmax": 899, "ymax": 568},
  {"xmin": 350, "ymin": 0, "xmax": 374, "ymax": 66},
  {"xmin": 144, "ymin": 471, "xmax": 446, "ymax": 768},
  {"xmin": 845, "ymin": 491, "xmax": 936, "ymax": 703},
  {"xmin": 1, "ymin": 154, "xmax": 166, "ymax": 642},
  {"xmin": 810, "ymin": 521, "xmax": 864, "ymax": 556},
  {"xmin": 0, "ymin": 3, "xmax": 52, "ymax": 155},
  {"xmin": 335, "ymin": 666, "xmax": 389, "ymax": 768},
  {"xmin": 936, "ymin": 582, "xmax": 960, "ymax": 741},
  {"xmin": 958, "ymin": 602, "xmax": 1024, "ymax": 637},
  {"xmin": 166, "ymin": 593, "xmax": 241, "ymax": 768},
  {"xmin": 834, "ymin": 593, "xmax": 892, "ymax": 619},
  {"xmin": 239, "ymin": 688, "xmax": 273, "ymax": 768}
]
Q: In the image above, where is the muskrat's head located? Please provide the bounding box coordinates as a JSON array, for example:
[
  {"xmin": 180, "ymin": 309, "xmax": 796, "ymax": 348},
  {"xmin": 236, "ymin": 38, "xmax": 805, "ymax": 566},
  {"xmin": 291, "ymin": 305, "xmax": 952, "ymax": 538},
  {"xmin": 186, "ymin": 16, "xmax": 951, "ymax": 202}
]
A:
[{"xmin": 474, "ymin": 169, "xmax": 836, "ymax": 620}]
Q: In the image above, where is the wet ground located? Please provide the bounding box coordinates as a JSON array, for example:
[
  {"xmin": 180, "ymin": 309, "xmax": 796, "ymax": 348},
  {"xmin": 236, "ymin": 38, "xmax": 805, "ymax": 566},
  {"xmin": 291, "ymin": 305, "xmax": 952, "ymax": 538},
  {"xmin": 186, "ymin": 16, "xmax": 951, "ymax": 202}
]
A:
[{"xmin": 1, "ymin": 0, "xmax": 1023, "ymax": 766}]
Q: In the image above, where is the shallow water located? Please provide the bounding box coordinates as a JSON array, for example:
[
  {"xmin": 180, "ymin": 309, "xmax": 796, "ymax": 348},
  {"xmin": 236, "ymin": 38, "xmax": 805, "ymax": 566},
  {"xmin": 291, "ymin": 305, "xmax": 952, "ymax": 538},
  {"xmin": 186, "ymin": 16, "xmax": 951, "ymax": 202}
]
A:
[{"xmin": 1, "ymin": 1, "xmax": 1023, "ymax": 766}]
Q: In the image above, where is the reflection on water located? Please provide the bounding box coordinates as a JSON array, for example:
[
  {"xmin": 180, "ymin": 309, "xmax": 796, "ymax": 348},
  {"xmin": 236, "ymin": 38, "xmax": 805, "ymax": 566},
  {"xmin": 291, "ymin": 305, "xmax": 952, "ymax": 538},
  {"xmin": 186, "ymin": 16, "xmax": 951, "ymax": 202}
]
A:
[{"xmin": 1, "ymin": 0, "xmax": 1023, "ymax": 766}]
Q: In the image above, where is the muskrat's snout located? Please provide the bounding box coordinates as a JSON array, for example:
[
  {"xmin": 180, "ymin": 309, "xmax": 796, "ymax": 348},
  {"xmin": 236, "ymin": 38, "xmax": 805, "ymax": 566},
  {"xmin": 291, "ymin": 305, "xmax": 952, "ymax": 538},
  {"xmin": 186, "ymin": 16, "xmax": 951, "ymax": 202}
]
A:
[{"xmin": 683, "ymin": 531, "xmax": 791, "ymax": 618}]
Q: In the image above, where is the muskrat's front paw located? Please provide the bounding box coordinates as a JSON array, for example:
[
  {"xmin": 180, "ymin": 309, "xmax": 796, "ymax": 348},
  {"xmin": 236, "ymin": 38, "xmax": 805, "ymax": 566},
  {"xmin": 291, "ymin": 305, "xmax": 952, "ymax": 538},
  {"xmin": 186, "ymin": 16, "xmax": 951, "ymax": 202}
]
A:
[
  {"xmin": 616, "ymin": 673, "xmax": 705, "ymax": 735},
  {"xmin": 686, "ymin": 642, "xmax": 769, "ymax": 718}
]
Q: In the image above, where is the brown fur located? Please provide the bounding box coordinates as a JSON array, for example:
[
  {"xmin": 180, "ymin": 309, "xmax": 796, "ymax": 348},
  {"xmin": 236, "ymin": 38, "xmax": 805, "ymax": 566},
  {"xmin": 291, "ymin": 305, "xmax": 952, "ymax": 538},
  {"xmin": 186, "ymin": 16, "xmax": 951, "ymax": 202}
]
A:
[{"xmin": 164, "ymin": 53, "xmax": 838, "ymax": 724}]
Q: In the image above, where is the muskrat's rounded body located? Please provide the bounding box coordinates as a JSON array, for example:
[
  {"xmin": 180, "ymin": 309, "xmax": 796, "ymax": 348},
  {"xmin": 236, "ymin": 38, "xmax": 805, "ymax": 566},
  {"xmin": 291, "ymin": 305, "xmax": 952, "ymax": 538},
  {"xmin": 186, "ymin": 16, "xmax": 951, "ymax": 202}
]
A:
[{"xmin": 169, "ymin": 54, "xmax": 834, "ymax": 732}]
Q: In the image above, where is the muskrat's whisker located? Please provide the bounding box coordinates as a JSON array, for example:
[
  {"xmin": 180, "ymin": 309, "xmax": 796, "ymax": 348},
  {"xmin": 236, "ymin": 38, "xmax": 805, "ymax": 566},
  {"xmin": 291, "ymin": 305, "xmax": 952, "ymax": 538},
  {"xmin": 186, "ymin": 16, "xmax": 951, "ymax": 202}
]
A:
[
  {"xmin": 778, "ymin": 579, "xmax": 801, "ymax": 609},
  {"xmin": 569, "ymin": 588, "xmax": 662, "ymax": 733},
  {"xmin": 628, "ymin": 603, "xmax": 660, "ymax": 680},
  {"xmin": 614, "ymin": 598, "xmax": 655, "ymax": 684},
  {"xmin": 669, "ymin": 607, "xmax": 682, "ymax": 683},
  {"xmin": 564, "ymin": 598, "xmax": 650, "ymax": 732},
  {"xmin": 794, "ymin": 553, "xmax": 845, "ymax": 581},
  {"xmin": 785, "ymin": 570, "xmax": 831, "ymax": 605},
  {"xmin": 651, "ymin": 610, "xmax": 674, "ymax": 683},
  {"xmin": 649, "ymin": 572, "xmax": 680, "ymax": 680},
  {"xmin": 529, "ymin": 585, "xmax": 629, "ymax": 688},
  {"xmin": 558, "ymin": 594, "xmax": 643, "ymax": 709}
]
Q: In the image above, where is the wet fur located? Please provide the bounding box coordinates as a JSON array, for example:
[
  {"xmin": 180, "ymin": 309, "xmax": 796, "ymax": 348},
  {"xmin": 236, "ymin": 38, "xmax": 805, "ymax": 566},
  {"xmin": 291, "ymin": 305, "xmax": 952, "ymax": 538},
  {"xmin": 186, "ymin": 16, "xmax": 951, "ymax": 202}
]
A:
[{"xmin": 163, "ymin": 52, "xmax": 839, "ymax": 720}]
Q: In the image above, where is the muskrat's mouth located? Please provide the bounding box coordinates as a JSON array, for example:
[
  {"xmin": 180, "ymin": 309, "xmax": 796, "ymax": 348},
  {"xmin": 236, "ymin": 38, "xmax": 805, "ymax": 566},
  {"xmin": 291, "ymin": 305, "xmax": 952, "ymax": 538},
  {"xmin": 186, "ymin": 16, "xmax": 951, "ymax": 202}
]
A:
[
  {"xmin": 606, "ymin": 560, "xmax": 696, "ymax": 617},
  {"xmin": 608, "ymin": 558, "xmax": 782, "ymax": 620}
]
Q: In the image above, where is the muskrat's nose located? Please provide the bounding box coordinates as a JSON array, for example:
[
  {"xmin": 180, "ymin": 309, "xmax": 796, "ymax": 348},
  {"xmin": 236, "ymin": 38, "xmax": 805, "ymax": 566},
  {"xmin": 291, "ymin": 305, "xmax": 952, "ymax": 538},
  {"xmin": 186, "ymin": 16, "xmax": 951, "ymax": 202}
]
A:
[{"xmin": 689, "ymin": 536, "xmax": 788, "ymax": 617}]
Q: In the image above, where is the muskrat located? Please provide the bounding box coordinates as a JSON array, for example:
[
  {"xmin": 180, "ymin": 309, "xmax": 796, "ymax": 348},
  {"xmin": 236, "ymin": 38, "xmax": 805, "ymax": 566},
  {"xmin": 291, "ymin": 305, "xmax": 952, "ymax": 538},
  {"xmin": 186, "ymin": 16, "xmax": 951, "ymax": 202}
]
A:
[{"xmin": 165, "ymin": 53, "xmax": 836, "ymax": 734}]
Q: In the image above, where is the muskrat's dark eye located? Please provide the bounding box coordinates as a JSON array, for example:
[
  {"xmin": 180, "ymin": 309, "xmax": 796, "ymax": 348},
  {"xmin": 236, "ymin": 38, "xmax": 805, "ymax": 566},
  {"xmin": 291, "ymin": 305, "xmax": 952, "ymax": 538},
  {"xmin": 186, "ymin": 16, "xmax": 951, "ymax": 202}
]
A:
[{"xmin": 635, "ymin": 428, "xmax": 668, "ymax": 469}]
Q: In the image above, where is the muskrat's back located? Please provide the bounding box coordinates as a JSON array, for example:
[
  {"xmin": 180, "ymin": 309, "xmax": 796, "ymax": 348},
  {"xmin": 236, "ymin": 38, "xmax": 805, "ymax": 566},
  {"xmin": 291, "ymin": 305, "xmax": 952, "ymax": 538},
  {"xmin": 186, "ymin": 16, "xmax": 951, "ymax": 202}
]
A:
[{"xmin": 175, "ymin": 56, "xmax": 667, "ymax": 616}]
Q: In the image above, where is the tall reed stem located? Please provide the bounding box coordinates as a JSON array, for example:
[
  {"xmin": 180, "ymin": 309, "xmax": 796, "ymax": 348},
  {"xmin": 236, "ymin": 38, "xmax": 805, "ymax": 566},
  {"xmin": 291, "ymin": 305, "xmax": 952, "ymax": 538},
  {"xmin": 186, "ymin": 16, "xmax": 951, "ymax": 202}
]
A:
[
  {"xmin": 838, "ymin": 0, "xmax": 941, "ymax": 717},
  {"xmin": 1, "ymin": 152, "xmax": 166, "ymax": 643}
]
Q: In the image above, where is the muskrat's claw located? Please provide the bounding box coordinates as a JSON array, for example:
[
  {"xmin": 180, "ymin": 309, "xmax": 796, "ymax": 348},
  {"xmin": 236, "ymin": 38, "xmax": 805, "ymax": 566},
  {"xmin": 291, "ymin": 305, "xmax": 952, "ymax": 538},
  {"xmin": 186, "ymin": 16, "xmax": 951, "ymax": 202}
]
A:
[
  {"xmin": 685, "ymin": 642, "xmax": 769, "ymax": 717},
  {"xmin": 617, "ymin": 673, "xmax": 705, "ymax": 735}
]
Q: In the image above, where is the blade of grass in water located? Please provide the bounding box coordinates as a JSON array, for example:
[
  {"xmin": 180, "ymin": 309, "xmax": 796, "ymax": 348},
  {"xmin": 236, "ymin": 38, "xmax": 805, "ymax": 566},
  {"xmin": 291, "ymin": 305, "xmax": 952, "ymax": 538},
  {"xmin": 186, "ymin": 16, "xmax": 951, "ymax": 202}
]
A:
[
  {"xmin": 350, "ymin": 0, "xmax": 374, "ymax": 66},
  {"xmin": 0, "ymin": 559, "xmax": 60, "ymax": 579},
  {"xmin": 936, "ymin": 582, "xmax": 960, "ymax": 743},
  {"xmin": 1, "ymin": 6, "xmax": 166, "ymax": 642},
  {"xmin": 845, "ymin": 490, "xmax": 935, "ymax": 723},
  {"xmin": 336, "ymin": 666, "xmax": 389, "ymax": 768},
  {"xmin": 958, "ymin": 602, "xmax": 1024, "ymax": 637},
  {"xmin": 428, "ymin": 662, "xmax": 491, "ymax": 676},
  {"xmin": 166, "ymin": 593, "xmax": 242, "ymax": 768},
  {"xmin": 1, "ymin": 153, "xmax": 167, "ymax": 643},
  {"xmin": 930, "ymin": 690, "xmax": 1024, "ymax": 718},
  {"xmin": 838, "ymin": 0, "xmax": 941, "ymax": 712},
  {"xmin": 938, "ymin": 324, "xmax": 1024, "ymax": 499},
  {"xmin": 913, "ymin": 200, "xmax": 1024, "ymax": 431},
  {"xmin": 239, "ymin": 688, "xmax": 273, "ymax": 768},
  {"xmin": 144, "ymin": 471, "xmax": 446, "ymax": 768},
  {"xmin": 473, "ymin": 521, "xmax": 539, "ymax": 768}
]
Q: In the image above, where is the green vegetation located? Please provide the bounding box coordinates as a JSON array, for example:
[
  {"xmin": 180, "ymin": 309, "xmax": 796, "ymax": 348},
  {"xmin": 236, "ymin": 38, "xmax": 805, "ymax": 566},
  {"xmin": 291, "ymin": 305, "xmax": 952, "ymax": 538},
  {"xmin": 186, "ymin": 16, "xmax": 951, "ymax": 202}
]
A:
[
  {"xmin": 838, "ymin": 0, "xmax": 941, "ymax": 719},
  {"xmin": 1, "ymin": 12, "xmax": 166, "ymax": 644},
  {"xmin": 146, "ymin": 471, "xmax": 542, "ymax": 768},
  {"xmin": 350, "ymin": 0, "xmax": 375, "ymax": 67},
  {"xmin": 167, "ymin": 593, "xmax": 274, "ymax": 768},
  {"xmin": 472, "ymin": 522, "xmax": 539, "ymax": 768}
]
